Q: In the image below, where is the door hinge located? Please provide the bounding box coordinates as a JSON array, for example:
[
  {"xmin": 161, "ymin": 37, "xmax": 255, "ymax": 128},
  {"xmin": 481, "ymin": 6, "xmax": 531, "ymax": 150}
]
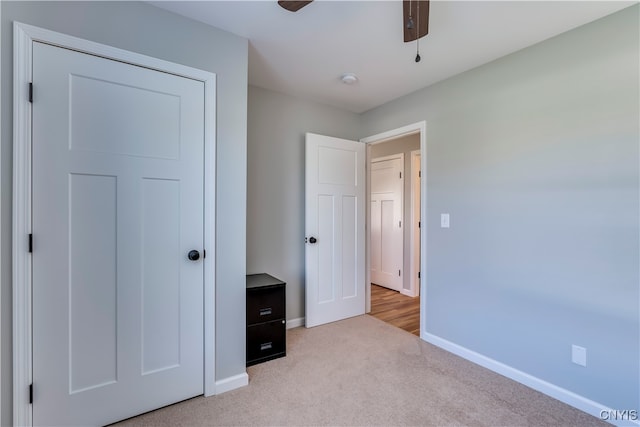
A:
[
  {"xmin": 28, "ymin": 234, "xmax": 33, "ymax": 253},
  {"xmin": 399, "ymin": 220, "xmax": 402, "ymax": 228},
  {"xmin": 399, "ymin": 171, "xmax": 402, "ymax": 179},
  {"xmin": 203, "ymin": 249, "xmax": 206, "ymax": 259},
  {"xmin": 418, "ymin": 221, "xmax": 421, "ymax": 228},
  {"xmin": 29, "ymin": 383, "xmax": 33, "ymax": 404},
  {"xmin": 419, "ymin": 170, "xmax": 421, "ymax": 178},
  {"xmin": 29, "ymin": 83, "xmax": 33, "ymax": 103},
  {"xmin": 398, "ymin": 270, "xmax": 401, "ymax": 277},
  {"xmin": 418, "ymin": 271, "xmax": 421, "ymax": 279}
]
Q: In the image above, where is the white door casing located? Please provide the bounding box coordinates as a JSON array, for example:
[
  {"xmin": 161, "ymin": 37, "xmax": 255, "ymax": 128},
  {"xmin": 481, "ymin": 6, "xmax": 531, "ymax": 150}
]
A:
[
  {"xmin": 0, "ymin": 4, "xmax": 3, "ymax": 424},
  {"xmin": 360, "ymin": 122, "xmax": 426, "ymax": 325},
  {"xmin": 410, "ymin": 151, "xmax": 421, "ymax": 298},
  {"xmin": 370, "ymin": 155, "xmax": 404, "ymax": 292},
  {"xmin": 305, "ymin": 133, "xmax": 366, "ymax": 328},
  {"xmin": 13, "ymin": 23, "xmax": 217, "ymax": 427}
]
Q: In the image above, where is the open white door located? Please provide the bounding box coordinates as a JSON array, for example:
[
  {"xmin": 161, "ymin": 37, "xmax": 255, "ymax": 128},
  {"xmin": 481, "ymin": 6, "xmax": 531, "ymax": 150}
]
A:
[{"xmin": 305, "ymin": 133, "xmax": 366, "ymax": 328}]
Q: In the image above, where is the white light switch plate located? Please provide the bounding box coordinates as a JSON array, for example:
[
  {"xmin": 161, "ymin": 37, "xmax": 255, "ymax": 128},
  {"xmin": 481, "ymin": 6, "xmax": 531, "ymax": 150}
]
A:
[{"xmin": 441, "ymin": 213, "xmax": 450, "ymax": 228}]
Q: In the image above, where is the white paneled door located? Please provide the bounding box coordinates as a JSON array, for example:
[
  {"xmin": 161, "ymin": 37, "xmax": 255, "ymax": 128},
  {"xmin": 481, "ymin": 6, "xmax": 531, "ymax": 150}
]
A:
[
  {"xmin": 370, "ymin": 156, "xmax": 404, "ymax": 291},
  {"xmin": 32, "ymin": 42, "xmax": 205, "ymax": 426},
  {"xmin": 305, "ymin": 133, "xmax": 365, "ymax": 327}
]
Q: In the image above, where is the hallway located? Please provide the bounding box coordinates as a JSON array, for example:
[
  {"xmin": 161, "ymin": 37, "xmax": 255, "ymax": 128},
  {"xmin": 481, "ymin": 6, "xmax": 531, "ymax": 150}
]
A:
[{"xmin": 369, "ymin": 284, "xmax": 420, "ymax": 336}]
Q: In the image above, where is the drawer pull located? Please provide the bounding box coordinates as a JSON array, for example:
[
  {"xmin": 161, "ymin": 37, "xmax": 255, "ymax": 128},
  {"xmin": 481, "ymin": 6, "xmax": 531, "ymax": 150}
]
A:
[
  {"xmin": 260, "ymin": 342, "xmax": 273, "ymax": 351},
  {"xmin": 259, "ymin": 308, "xmax": 272, "ymax": 316}
]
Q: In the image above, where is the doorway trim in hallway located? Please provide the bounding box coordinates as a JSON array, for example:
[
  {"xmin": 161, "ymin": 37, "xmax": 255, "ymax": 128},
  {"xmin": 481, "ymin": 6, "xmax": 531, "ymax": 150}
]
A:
[
  {"xmin": 410, "ymin": 150, "xmax": 421, "ymax": 299},
  {"xmin": 360, "ymin": 121, "xmax": 427, "ymax": 338}
]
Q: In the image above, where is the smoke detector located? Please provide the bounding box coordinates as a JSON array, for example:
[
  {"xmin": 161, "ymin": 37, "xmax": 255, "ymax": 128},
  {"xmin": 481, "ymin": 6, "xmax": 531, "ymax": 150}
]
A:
[{"xmin": 340, "ymin": 73, "xmax": 359, "ymax": 85}]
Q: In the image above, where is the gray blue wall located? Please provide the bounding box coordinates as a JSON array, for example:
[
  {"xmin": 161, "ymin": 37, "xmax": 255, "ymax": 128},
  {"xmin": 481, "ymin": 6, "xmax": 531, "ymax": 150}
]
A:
[
  {"xmin": 360, "ymin": 5, "xmax": 639, "ymax": 413},
  {"xmin": 1, "ymin": 2, "xmax": 248, "ymax": 424},
  {"xmin": 247, "ymin": 86, "xmax": 361, "ymax": 323}
]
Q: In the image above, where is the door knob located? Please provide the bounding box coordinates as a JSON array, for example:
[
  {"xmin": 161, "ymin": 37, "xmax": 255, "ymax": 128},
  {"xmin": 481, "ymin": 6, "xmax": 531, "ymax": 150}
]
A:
[
  {"xmin": 188, "ymin": 250, "xmax": 200, "ymax": 261},
  {"xmin": 309, "ymin": 237, "xmax": 317, "ymax": 244}
]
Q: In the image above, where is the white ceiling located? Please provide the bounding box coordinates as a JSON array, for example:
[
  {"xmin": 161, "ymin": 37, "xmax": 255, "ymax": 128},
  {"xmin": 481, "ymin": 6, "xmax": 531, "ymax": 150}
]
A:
[{"xmin": 150, "ymin": 1, "xmax": 635, "ymax": 113}]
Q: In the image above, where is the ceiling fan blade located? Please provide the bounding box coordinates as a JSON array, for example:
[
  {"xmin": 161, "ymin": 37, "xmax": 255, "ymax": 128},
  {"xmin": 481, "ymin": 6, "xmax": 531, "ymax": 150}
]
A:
[
  {"xmin": 403, "ymin": 0, "xmax": 429, "ymax": 42},
  {"xmin": 278, "ymin": 1, "xmax": 313, "ymax": 12}
]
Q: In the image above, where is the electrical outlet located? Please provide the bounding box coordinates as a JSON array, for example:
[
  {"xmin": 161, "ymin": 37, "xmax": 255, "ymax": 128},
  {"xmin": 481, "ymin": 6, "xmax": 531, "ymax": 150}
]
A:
[{"xmin": 572, "ymin": 345, "xmax": 587, "ymax": 367}]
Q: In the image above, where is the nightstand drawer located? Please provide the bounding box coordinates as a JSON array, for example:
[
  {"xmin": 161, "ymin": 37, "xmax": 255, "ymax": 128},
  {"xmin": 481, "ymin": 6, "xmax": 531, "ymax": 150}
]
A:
[
  {"xmin": 247, "ymin": 320, "xmax": 286, "ymax": 366},
  {"xmin": 247, "ymin": 285, "xmax": 285, "ymax": 325}
]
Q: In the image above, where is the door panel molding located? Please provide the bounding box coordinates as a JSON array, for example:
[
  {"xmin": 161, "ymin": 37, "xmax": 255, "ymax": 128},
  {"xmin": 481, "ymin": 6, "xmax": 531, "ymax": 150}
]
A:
[{"xmin": 12, "ymin": 22, "xmax": 217, "ymax": 426}]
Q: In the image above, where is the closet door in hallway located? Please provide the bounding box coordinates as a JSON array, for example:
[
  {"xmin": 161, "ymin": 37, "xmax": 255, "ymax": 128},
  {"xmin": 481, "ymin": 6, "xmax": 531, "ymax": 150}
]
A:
[{"xmin": 370, "ymin": 155, "xmax": 404, "ymax": 291}]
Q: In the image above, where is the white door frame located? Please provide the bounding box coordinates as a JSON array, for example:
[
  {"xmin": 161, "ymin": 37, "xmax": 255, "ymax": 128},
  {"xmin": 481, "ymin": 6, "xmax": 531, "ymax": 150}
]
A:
[
  {"xmin": 361, "ymin": 122, "xmax": 426, "ymax": 334},
  {"xmin": 0, "ymin": 5, "xmax": 3, "ymax": 425},
  {"xmin": 410, "ymin": 150, "xmax": 421, "ymax": 298},
  {"xmin": 12, "ymin": 22, "xmax": 217, "ymax": 426}
]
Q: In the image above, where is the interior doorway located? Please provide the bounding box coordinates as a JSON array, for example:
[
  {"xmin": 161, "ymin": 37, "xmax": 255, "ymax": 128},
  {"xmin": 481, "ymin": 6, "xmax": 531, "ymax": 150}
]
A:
[{"xmin": 363, "ymin": 125, "xmax": 424, "ymax": 337}]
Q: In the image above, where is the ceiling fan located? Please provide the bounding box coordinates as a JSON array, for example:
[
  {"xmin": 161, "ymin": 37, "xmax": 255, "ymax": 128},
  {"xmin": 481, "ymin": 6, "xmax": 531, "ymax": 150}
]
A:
[{"xmin": 278, "ymin": 0, "xmax": 429, "ymax": 60}]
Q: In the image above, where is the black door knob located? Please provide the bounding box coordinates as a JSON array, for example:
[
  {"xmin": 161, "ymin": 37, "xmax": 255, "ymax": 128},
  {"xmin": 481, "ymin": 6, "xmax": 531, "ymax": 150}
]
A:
[
  {"xmin": 188, "ymin": 250, "xmax": 200, "ymax": 261},
  {"xmin": 309, "ymin": 237, "xmax": 317, "ymax": 244}
]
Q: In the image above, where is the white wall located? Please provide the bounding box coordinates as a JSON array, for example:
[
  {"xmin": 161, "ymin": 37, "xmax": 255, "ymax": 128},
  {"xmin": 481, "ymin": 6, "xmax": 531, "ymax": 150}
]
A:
[
  {"xmin": 1, "ymin": 2, "xmax": 248, "ymax": 424},
  {"xmin": 361, "ymin": 5, "xmax": 639, "ymax": 414},
  {"xmin": 247, "ymin": 86, "xmax": 361, "ymax": 324}
]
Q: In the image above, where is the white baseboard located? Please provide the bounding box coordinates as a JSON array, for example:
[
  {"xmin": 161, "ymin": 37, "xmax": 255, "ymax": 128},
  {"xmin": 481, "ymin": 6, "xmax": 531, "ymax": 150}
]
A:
[
  {"xmin": 287, "ymin": 317, "xmax": 305, "ymax": 329},
  {"xmin": 422, "ymin": 332, "xmax": 639, "ymax": 427},
  {"xmin": 214, "ymin": 372, "xmax": 248, "ymax": 395},
  {"xmin": 400, "ymin": 289, "xmax": 418, "ymax": 298}
]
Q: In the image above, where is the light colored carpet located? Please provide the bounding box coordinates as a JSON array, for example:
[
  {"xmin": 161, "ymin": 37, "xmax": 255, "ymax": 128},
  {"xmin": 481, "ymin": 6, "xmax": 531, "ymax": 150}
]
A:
[{"xmin": 115, "ymin": 315, "xmax": 606, "ymax": 426}]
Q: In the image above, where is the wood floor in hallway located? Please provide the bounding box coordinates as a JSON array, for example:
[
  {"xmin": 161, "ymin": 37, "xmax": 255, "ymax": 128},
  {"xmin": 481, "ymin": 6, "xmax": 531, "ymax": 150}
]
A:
[{"xmin": 369, "ymin": 284, "xmax": 420, "ymax": 336}]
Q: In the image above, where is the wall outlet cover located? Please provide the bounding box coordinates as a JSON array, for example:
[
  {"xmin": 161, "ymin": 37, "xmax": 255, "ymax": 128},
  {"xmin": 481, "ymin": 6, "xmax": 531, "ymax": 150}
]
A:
[{"xmin": 572, "ymin": 345, "xmax": 587, "ymax": 367}]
